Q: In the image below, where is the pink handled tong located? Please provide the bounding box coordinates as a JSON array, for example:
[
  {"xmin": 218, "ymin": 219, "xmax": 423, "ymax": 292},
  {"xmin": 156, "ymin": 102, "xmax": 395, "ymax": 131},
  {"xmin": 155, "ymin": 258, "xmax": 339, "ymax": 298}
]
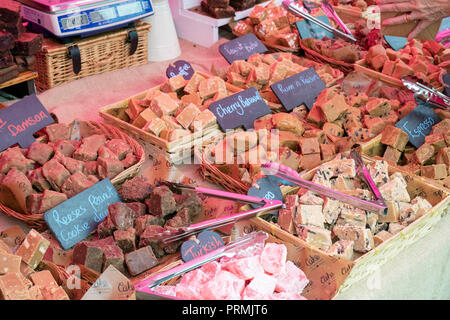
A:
[
  {"xmin": 262, "ymin": 151, "xmax": 387, "ymax": 216},
  {"xmin": 150, "ymin": 182, "xmax": 283, "ymax": 244},
  {"xmin": 135, "ymin": 231, "xmax": 269, "ymax": 300}
]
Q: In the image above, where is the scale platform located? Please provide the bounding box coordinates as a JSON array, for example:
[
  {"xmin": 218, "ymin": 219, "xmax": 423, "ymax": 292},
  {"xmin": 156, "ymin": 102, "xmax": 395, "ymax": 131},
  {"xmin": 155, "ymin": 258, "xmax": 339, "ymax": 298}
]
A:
[{"xmin": 19, "ymin": 0, "xmax": 154, "ymax": 38}]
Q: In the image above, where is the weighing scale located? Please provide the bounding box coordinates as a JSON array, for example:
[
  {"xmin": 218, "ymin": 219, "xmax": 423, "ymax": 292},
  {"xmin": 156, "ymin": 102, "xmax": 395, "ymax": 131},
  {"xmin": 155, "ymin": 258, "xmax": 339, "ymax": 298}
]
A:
[{"xmin": 18, "ymin": 0, "xmax": 154, "ymax": 38}]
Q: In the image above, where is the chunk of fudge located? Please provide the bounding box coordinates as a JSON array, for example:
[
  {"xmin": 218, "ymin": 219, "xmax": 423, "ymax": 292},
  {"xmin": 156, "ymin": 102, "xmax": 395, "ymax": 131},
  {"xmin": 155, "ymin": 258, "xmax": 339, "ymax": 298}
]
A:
[
  {"xmin": 296, "ymin": 225, "xmax": 332, "ymax": 249},
  {"xmin": 150, "ymin": 93, "xmax": 180, "ymax": 117},
  {"xmin": 160, "ymin": 75, "xmax": 186, "ymax": 93},
  {"xmin": 319, "ymin": 94, "xmax": 349, "ymax": 122},
  {"xmin": 421, "ymin": 164, "xmax": 447, "ymax": 180},
  {"xmin": 366, "ymin": 98, "xmax": 391, "ymax": 117},
  {"xmin": 27, "ymin": 142, "xmax": 54, "ymax": 165},
  {"xmin": 125, "ymin": 246, "xmax": 159, "ymax": 276},
  {"xmin": 332, "ymin": 226, "xmax": 374, "ymax": 253},
  {"xmin": 121, "ymin": 153, "xmax": 138, "ymax": 168},
  {"xmin": 373, "ymin": 230, "xmax": 392, "ymax": 247},
  {"xmin": 0, "ymin": 252, "xmax": 21, "ymax": 274},
  {"xmin": 177, "ymin": 194, "xmax": 203, "ymax": 218},
  {"xmin": 46, "ymin": 123, "xmax": 71, "ymax": 142},
  {"xmin": 138, "ymin": 225, "xmax": 165, "ymax": 258},
  {"xmin": 388, "ymin": 222, "xmax": 405, "ymax": 235},
  {"xmin": 97, "ymin": 157, "xmax": 124, "ymax": 180},
  {"xmin": 59, "ymin": 155, "xmax": 85, "ymax": 175},
  {"xmin": 378, "ymin": 200, "xmax": 400, "ymax": 223},
  {"xmin": 108, "ymin": 202, "xmax": 135, "ymax": 231},
  {"xmin": 73, "ymin": 134, "xmax": 107, "ymax": 161},
  {"xmin": 98, "ymin": 146, "xmax": 119, "ymax": 160},
  {"xmin": 53, "ymin": 140, "xmax": 77, "ymax": 157},
  {"xmin": 399, "ymin": 196, "xmax": 432, "ymax": 226},
  {"xmin": 26, "ymin": 193, "xmax": 43, "ymax": 214},
  {"xmin": 124, "ymin": 202, "xmax": 147, "ymax": 218},
  {"xmin": 184, "ymin": 72, "xmax": 206, "ymax": 95},
  {"xmin": 72, "ymin": 241, "xmax": 104, "ymax": 273},
  {"xmin": 142, "ymin": 118, "xmax": 168, "ymax": 137},
  {"xmin": 159, "ymin": 129, "xmax": 191, "ymax": 142},
  {"xmin": 96, "ymin": 216, "xmax": 116, "ymax": 239},
  {"xmin": 190, "ymin": 109, "xmax": 217, "ymax": 132},
  {"xmin": 272, "ymin": 113, "xmax": 305, "ymax": 137},
  {"xmin": 39, "ymin": 190, "xmax": 67, "ymax": 213},
  {"xmin": 60, "ymin": 172, "xmax": 95, "ymax": 198},
  {"xmin": 135, "ymin": 215, "xmax": 164, "ymax": 236},
  {"xmin": 15, "ymin": 229, "xmax": 50, "ymax": 269},
  {"xmin": 42, "ymin": 159, "xmax": 70, "ymax": 191},
  {"xmin": 414, "ymin": 144, "xmax": 435, "ymax": 165},
  {"xmin": 379, "ymin": 176, "xmax": 411, "ymax": 202},
  {"xmin": 326, "ymin": 240, "xmax": 354, "ymax": 260},
  {"xmin": 118, "ymin": 176, "xmax": 153, "ymax": 202},
  {"xmin": 11, "ymin": 32, "xmax": 43, "ymax": 56},
  {"xmin": 146, "ymin": 186, "xmax": 176, "ymax": 218},
  {"xmin": 336, "ymin": 207, "xmax": 367, "ymax": 228},
  {"xmin": 299, "ymin": 191, "xmax": 324, "ymax": 206},
  {"xmin": 113, "ymin": 228, "xmax": 136, "ymax": 254},
  {"xmin": 0, "ymin": 273, "xmax": 32, "ymax": 300},
  {"xmin": 0, "ymin": 147, "xmax": 34, "ymax": 174},
  {"xmin": 2, "ymin": 168, "xmax": 32, "ymax": 213},
  {"xmin": 380, "ymin": 126, "xmax": 409, "ymax": 151},
  {"xmin": 383, "ymin": 146, "xmax": 402, "ymax": 164},
  {"xmin": 132, "ymin": 108, "xmax": 158, "ymax": 129},
  {"xmin": 104, "ymin": 139, "xmax": 132, "ymax": 160},
  {"xmin": 40, "ymin": 285, "xmax": 70, "ymax": 300},
  {"xmin": 0, "ymin": 64, "xmax": 18, "ymax": 83},
  {"xmin": 294, "ymin": 205, "xmax": 324, "ymax": 228},
  {"xmin": 102, "ymin": 244, "xmax": 125, "ymax": 273}
]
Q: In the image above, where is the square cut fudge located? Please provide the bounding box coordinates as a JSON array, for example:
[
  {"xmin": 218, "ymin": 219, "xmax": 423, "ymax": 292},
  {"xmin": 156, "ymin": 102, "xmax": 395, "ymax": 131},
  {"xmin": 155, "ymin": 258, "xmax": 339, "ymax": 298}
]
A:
[
  {"xmin": 27, "ymin": 142, "xmax": 54, "ymax": 166},
  {"xmin": 326, "ymin": 240, "xmax": 354, "ymax": 260},
  {"xmin": 131, "ymin": 108, "xmax": 158, "ymax": 129},
  {"xmin": 15, "ymin": 229, "xmax": 50, "ymax": 269},
  {"xmin": 379, "ymin": 176, "xmax": 410, "ymax": 202},
  {"xmin": 150, "ymin": 93, "xmax": 180, "ymax": 117},
  {"xmin": 142, "ymin": 118, "xmax": 167, "ymax": 137},
  {"xmin": 380, "ymin": 126, "xmax": 409, "ymax": 151},
  {"xmin": 294, "ymin": 205, "xmax": 324, "ymax": 228},
  {"xmin": 295, "ymin": 224, "xmax": 332, "ymax": 249},
  {"xmin": 332, "ymin": 225, "xmax": 374, "ymax": 253}
]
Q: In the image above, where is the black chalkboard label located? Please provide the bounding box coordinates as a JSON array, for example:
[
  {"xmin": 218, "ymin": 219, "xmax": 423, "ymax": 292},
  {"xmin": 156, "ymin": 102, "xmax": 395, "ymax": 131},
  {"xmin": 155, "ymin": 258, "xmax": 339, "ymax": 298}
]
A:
[
  {"xmin": 270, "ymin": 68, "xmax": 326, "ymax": 111},
  {"xmin": 166, "ymin": 60, "xmax": 194, "ymax": 80},
  {"xmin": 0, "ymin": 94, "xmax": 54, "ymax": 152},
  {"xmin": 395, "ymin": 102, "xmax": 442, "ymax": 148},
  {"xmin": 44, "ymin": 179, "xmax": 121, "ymax": 250},
  {"xmin": 180, "ymin": 230, "xmax": 224, "ymax": 262},
  {"xmin": 209, "ymin": 87, "xmax": 271, "ymax": 130},
  {"xmin": 247, "ymin": 177, "xmax": 283, "ymax": 209},
  {"xmin": 219, "ymin": 33, "xmax": 268, "ymax": 64}
]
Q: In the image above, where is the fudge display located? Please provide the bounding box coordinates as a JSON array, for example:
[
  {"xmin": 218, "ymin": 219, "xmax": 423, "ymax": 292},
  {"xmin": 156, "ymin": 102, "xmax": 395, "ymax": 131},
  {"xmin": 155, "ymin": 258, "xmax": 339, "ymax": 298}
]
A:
[
  {"xmin": 200, "ymin": 0, "xmax": 257, "ymax": 19},
  {"xmin": 256, "ymin": 156, "xmax": 433, "ymax": 259},
  {"xmin": 152, "ymin": 242, "xmax": 308, "ymax": 300},
  {"xmin": 0, "ymin": 121, "xmax": 140, "ymax": 215},
  {"xmin": 361, "ymin": 40, "xmax": 447, "ymax": 88},
  {"xmin": 113, "ymin": 74, "xmax": 237, "ymax": 142},
  {"xmin": 301, "ymin": 37, "xmax": 363, "ymax": 64}
]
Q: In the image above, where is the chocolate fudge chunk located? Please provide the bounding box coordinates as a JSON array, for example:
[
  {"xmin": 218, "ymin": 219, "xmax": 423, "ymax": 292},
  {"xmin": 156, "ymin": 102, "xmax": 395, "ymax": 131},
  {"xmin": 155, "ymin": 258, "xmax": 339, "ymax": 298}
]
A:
[
  {"xmin": 0, "ymin": 52, "xmax": 14, "ymax": 68},
  {"xmin": 102, "ymin": 244, "xmax": 125, "ymax": 273},
  {"xmin": 230, "ymin": 0, "xmax": 255, "ymax": 11},
  {"xmin": 0, "ymin": 64, "xmax": 18, "ymax": 84},
  {"xmin": 108, "ymin": 202, "xmax": 135, "ymax": 231},
  {"xmin": 206, "ymin": 0, "xmax": 230, "ymax": 8},
  {"xmin": 113, "ymin": 228, "xmax": 136, "ymax": 254},
  {"xmin": 0, "ymin": 32, "xmax": 14, "ymax": 52},
  {"xmin": 125, "ymin": 246, "xmax": 159, "ymax": 276},
  {"xmin": 118, "ymin": 175, "xmax": 153, "ymax": 202},
  {"xmin": 201, "ymin": 1, "xmax": 235, "ymax": 18},
  {"xmin": 146, "ymin": 186, "xmax": 176, "ymax": 218},
  {"xmin": 11, "ymin": 32, "xmax": 43, "ymax": 56},
  {"xmin": 72, "ymin": 242, "xmax": 104, "ymax": 273},
  {"xmin": 0, "ymin": 1, "xmax": 21, "ymax": 24}
]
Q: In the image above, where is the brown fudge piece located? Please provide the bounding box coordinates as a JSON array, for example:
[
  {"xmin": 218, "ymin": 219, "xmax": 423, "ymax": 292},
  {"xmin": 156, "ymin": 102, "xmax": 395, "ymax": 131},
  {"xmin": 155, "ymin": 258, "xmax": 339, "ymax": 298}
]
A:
[
  {"xmin": 165, "ymin": 208, "xmax": 191, "ymax": 228},
  {"xmin": 146, "ymin": 186, "xmax": 176, "ymax": 218},
  {"xmin": 102, "ymin": 244, "xmax": 125, "ymax": 273},
  {"xmin": 2, "ymin": 168, "xmax": 32, "ymax": 213},
  {"xmin": 383, "ymin": 146, "xmax": 402, "ymax": 164},
  {"xmin": 0, "ymin": 147, "xmax": 34, "ymax": 174},
  {"xmin": 421, "ymin": 164, "xmax": 447, "ymax": 180},
  {"xmin": 73, "ymin": 134, "xmax": 107, "ymax": 161},
  {"xmin": 380, "ymin": 125, "xmax": 409, "ymax": 151},
  {"xmin": 15, "ymin": 229, "xmax": 50, "ymax": 269},
  {"xmin": 184, "ymin": 72, "xmax": 206, "ymax": 95},
  {"xmin": 272, "ymin": 113, "xmax": 305, "ymax": 137},
  {"xmin": 150, "ymin": 93, "xmax": 180, "ymax": 117},
  {"xmin": 131, "ymin": 108, "xmax": 158, "ymax": 129},
  {"xmin": 176, "ymin": 103, "xmax": 201, "ymax": 130},
  {"xmin": 135, "ymin": 215, "xmax": 164, "ymax": 236},
  {"xmin": 104, "ymin": 139, "xmax": 132, "ymax": 160},
  {"xmin": 60, "ymin": 172, "xmax": 95, "ymax": 198},
  {"xmin": 39, "ymin": 190, "xmax": 67, "ymax": 213},
  {"xmin": 0, "ymin": 252, "xmax": 21, "ymax": 274},
  {"xmin": 118, "ymin": 175, "xmax": 153, "ymax": 202},
  {"xmin": 46, "ymin": 123, "xmax": 71, "ymax": 142},
  {"xmin": 11, "ymin": 32, "xmax": 43, "ymax": 56},
  {"xmin": 42, "ymin": 159, "xmax": 70, "ymax": 191},
  {"xmin": 98, "ymin": 146, "xmax": 119, "ymax": 160},
  {"xmin": 414, "ymin": 144, "xmax": 435, "ymax": 165},
  {"xmin": 30, "ymin": 270, "xmax": 58, "ymax": 288},
  {"xmin": 0, "ymin": 64, "xmax": 19, "ymax": 84},
  {"xmin": 113, "ymin": 228, "xmax": 136, "ymax": 254},
  {"xmin": 108, "ymin": 202, "xmax": 135, "ymax": 231},
  {"xmin": 27, "ymin": 142, "xmax": 54, "ymax": 165},
  {"xmin": 0, "ymin": 273, "xmax": 31, "ymax": 300},
  {"xmin": 97, "ymin": 157, "xmax": 124, "ymax": 180},
  {"xmin": 53, "ymin": 140, "xmax": 77, "ymax": 157},
  {"xmin": 373, "ymin": 230, "xmax": 393, "ymax": 247},
  {"xmin": 190, "ymin": 109, "xmax": 217, "ymax": 132},
  {"xmin": 124, "ymin": 202, "xmax": 147, "ymax": 218},
  {"xmin": 72, "ymin": 242, "xmax": 104, "ymax": 273},
  {"xmin": 160, "ymin": 74, "xmax": 186, "ymax": 92},
  {"xmin": 366, "ymin": 98, "xmax": 391, "ymax": 117},
  {"xmin": 121, "ymin": 153, "xmax": 138, "ymax": 168},
  {"xmin": 96, "ymin": 216, "xmax": 116, "ymax": 239},
  {"xmin": 26, "ymin": 193, "xmax": 43, "ymax": 214},
  {"xmin": 138, "ymin": 225, "xmax": 165, "ymax": 258},
  {"xmin": 125, "ymin": 246, "xmax": 159, "ymax": 276},
  {"xmin": 319, "ymin": 94, "xmax": 349, "ymax": 122}
]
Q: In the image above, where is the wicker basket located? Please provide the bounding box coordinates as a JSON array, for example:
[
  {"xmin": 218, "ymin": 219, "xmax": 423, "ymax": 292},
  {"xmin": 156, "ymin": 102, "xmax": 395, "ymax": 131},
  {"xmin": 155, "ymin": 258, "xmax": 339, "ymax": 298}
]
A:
[
  {"xmin": 0, "ymin": 121, "xmax": 145, "ymax": 231},
  {"xmin": 34, "ymin": 22, "xmax": 151, "ymax": 92},
  {"xmin": 99, "ymin": 72, "xmax": 241, "ymax": 165},
  {"xmin": 300, "ymin": 41, "xmax": 355, "ymax": 74},
  {"xmin": 232, "ymin": 156, "xmax": 449, "ymax": 299}
]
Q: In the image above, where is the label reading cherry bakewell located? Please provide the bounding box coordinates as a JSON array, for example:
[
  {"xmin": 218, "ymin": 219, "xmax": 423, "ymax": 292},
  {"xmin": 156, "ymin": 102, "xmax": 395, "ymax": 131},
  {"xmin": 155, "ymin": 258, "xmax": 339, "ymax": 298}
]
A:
[
  {"xmin": 209, "ymin": 87, "xmax": 271, "ymax": 130},
  {"xmin": 395, "ymin": 102, "xmax": 442, "ymax": 148},
  {"xmin": 219, "ymin": 33, "xmax": 268, "ymax": 64},
  {"xmin": 271, "ymin": 67, "xmax": 326, "ymax": 111},
  {"xmin": 44, "ymin": 179, "xmax": 121, "ymax": 250},
  {"xmin": 0, "ymin": 94, "xmax": 54, "ymax": 152}
]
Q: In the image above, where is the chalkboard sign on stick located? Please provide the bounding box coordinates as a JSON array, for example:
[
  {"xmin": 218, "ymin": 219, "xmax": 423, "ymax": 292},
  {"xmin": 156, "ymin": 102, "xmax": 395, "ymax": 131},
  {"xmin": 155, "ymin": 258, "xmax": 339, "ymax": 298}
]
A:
[
  {"xmin": 0, "ymin": 94, "xmax": 54, "ymax": 152},
  {"xmin": 44, "ymin": 179, "xmax": 121, "ymax": 250},
  {"xmin": 270, "ymin": 68, "xmax": 326, "ymax": 111},
  {"xmin": 219, "ymin": 33, "xmax": 268, "ymax": 64},
  {"xmin": 181, "ymin": 230, "xmax": 224, "ymax": 262},
  {"xmin": 209, "ymin": 87, "xmax": 271, "ymax": 131},
  {"xmin": 395, "ymin": 103, "xmax": 442, "ymax": 148},
  {"xmin": 247, "ymin": 177, "xmax": 283, "ymax": 209},
  {"xmin": 166, "ymin": 60, "xmax": 194, "ymax": 80}
]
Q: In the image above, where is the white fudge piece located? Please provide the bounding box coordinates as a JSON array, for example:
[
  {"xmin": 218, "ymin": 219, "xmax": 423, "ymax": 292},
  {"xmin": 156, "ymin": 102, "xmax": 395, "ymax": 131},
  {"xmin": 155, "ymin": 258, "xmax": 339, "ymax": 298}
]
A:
[
  {"xmin": 296, "ymin": 225, "xmax": 332, "ymax": 249},
  {"xmin": 373, "ymin": 230, "xmax": 393, "ymax": 247},
  {"xmin": 379, "ymin": 176, "xmax": 411, "ymax": 202},
  {"xmin": 299, "ymin": 191, "xmax": 324, "ymax": 206},
  {"xmin": 369, "ymin": 160, "xmax": 390, "ymax": 187},
  {"xmin": 322, "ymin": 198, "xmax": 341, "ymax": 224},
  {"xmin": 294, "ymin": 205, "xmax": 325, "ymax": 228},
  {"xmin": 326, "ymin": 240, "xmax": 354, "ymax": 260},
  {"xmin": 388, "ymin": 222, "xmax": 405, "ymax": 235},
  {"xmin": 399, "ymin": 196, "xmax": 433, "ymax": 226},
  {"xmin": 332, "ymin": 225, "xmax": 374, "ymax": 253},
  {"xmin": 336, "ymin": 207, "xmax": 367, "ymax": 228}
]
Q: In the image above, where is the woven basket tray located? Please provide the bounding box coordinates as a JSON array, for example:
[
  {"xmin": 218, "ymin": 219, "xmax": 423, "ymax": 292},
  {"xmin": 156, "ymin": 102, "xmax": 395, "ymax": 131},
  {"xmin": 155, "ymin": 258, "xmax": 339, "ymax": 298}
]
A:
[
  {"xmin": 0, "ymin": 121, "xmax": 145, "ymax": 231},
  {"xmin": 300, "ymin": 41, "xmax": 355, "ymax": 74},
  {"xmin": 231, "ymin": 156, "xmax": 449, "ymax": 299},
  {"xmin": 99, "ymin": 72, "xmax": 241, "ymax": 165},
  {"xmin": 34, "ymin": 22, "xmax": 151, "ymax": 92}
]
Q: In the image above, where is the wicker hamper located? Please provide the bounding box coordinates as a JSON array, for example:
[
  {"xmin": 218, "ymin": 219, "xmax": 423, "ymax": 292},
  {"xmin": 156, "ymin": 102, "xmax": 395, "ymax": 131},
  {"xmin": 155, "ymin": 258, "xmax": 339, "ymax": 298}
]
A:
[{"xmin": 34, "ymin": 22, "xmax": 151, "ymax": 92}]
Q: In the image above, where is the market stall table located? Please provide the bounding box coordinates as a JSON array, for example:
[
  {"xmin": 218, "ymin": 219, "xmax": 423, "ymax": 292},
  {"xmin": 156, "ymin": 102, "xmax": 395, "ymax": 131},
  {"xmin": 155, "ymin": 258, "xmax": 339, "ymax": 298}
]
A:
[{"xmin": 0, "ymin": 37, "xmax": 448, "ymax": 300}]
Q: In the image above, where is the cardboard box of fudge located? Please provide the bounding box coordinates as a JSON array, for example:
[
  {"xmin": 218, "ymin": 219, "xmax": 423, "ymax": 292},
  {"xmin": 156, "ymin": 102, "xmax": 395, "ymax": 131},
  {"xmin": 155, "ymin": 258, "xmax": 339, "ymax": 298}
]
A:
[
  {"xmin": 0, "ymin": 120, "xmax": 145, "ymax": 230},
  {"xmin": 99, "ymin": 72, "xmax": 241, "ymax": 164},
  {"xmin": 232, "ymin": 155, "xmax": 449, "ymax": 299}
]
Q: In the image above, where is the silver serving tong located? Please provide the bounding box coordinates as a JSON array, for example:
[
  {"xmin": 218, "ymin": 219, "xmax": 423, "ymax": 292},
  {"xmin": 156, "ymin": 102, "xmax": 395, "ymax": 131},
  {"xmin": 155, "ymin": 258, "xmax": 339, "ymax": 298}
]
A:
[
  {"xmin": 150, "ymin": 182, "xmax": 283, "ymax": 244},
  {"xmin": 402, "ymin": 76, "xmax": 450, "ymax": 111},
  {"xmin": 135, "ymin": 231, "xmax": 269, "ymax": 300},
  {"xmin": 262, "ymin": 153, "xmax": 387, "ymax": 216},
  {"xmin": 283, "ymin": 0, "xmax": 357, "ymax": 43}
]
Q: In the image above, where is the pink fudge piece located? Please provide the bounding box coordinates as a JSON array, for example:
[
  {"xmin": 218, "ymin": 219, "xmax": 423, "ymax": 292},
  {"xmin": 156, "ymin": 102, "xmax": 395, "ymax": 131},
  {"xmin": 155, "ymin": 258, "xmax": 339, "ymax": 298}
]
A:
[
  {"xmin": 275, "ymin": 261, "xmax": 309, "ymax": 294},
  {"xmin": 202, "ymin": 270, "xmax": 245, "ymax": 300},
  {"xmin": 242, "ymin": 273, "xmax": 277, "ymax": 300},
  {"xmin": 271, "ymin": 292, "xmax": 307, "ymax": 300},
  {"xmin": 223, "ymin": 255, "xmax": 265, "ymax": 280},
  {"xmin": 152, "ymin": 285, "xmax": 177, "ymax": 297},
  {"xmin": 260, "ymin": 243, "xmax": 287, "ymax": 275}
]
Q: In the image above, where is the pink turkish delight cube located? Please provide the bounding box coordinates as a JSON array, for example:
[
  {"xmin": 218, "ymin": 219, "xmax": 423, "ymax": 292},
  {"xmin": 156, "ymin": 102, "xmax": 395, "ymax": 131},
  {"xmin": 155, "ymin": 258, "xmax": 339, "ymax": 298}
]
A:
[
  {"xmin": 260, "ymin": 243, "xmax": 287, "ymax": 275},
  {"xmin": 201, "ymin": 270, "xmax": 245, "ymax": 300},
  {"xmin": 275, "ymin": 261, "xmax": 309, "ymax": 294},
  {"xmin": 223, "ymin": 254, "xmax": 265, "ymax": 280},
  {"xmin": 242, "ymin": 273, "xmax": 277, "ymax": 300}
]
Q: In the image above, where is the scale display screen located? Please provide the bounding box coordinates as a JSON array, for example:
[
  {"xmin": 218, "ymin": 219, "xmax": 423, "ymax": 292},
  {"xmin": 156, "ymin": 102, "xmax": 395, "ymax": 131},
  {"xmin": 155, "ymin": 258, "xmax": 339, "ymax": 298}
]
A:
[
  {"xmin": 60, "ymin": 13, "xmax": 89, "ymax": 30},
  {"xmin": 90, "ymin": 7, "xmax": 117, "ymax": 23},
  {"xmin": 116, "ymin": 2, "xmax": 142, "ymax": 17}
]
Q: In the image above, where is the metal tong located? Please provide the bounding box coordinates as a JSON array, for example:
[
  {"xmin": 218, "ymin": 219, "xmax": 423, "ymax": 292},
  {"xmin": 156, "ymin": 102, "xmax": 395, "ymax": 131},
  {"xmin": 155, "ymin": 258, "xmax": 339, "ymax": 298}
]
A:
[
  {"xmin": 135, "ymin": 231, "xmax": 269, "ymax": 299},
  {"xmin": 262, "ymin": 153, "xmax": 387, "ymax": 216},
  {"xmin": 402, "ymin": 76, "xmax": 450, "ymax": 111},
  {"xmin": 283, "ymin": 0, "xmax": 357, "ymax": 43},
  {"xmin": 150, "ymin": 182, "xmax": 283, "ymax": 244}
]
